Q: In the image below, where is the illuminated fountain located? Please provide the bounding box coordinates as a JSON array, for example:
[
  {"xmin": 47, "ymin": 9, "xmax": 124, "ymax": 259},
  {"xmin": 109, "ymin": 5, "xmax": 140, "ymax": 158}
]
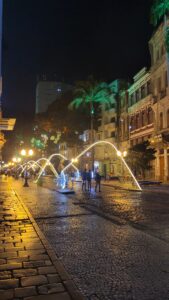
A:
[
  {"xmin": 35, "ymin": 153, "xmax": 80, "ymax": 193},
  {"xmin": 33, "ymin": 141, "xmax": 141, "ymax": 191},
  {"xmin": 15, "ymin": 141, "xmax": 141, "ymax": 192},
  {"xmin": 60, "ymin": 141, "xmax": 142, "ymax": 191}
]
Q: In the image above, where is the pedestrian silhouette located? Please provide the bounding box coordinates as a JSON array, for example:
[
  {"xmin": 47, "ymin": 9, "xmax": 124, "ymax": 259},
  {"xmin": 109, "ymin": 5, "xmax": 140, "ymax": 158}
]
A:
[
  {"xmin": 86, "ymin": 169, "xmax": 92, "ymax": 191},
  {"xmin": 82, "ymin": 169, "xmax": 87, "ymax": 191},
  {"xmin": 95, "ymin": 170, "xmax": 101, "ymax": 192}
]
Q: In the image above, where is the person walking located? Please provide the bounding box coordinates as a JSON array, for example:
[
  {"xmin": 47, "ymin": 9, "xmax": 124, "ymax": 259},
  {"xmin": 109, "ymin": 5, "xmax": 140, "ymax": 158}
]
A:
[
  {"xmin": 86, "ymin": 169, "xmax": 92, "ymax": 191},
  {"xmin": 82, "ymin": 169, "xmax": 87, "ymax": 191},
  {"xmin": 95, "ymin": 169, "xmax": 101, "ymax": 192}
]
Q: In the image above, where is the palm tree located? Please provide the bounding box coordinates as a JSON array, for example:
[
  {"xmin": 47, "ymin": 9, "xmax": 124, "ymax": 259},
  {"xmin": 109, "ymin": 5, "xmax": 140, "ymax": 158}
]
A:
[
  {"xmin": 68, "ymin": 76, "xmax": 113, "ymax": 169},
  {"xmin": 69, "ymin": 76, "xmax": 113, "ymax": 141},
  {"xmin": 151, "ymin": 0, "xmax": 169, "ymax": 85},
  {"xmin": 150, "ymin": 0, "xmax": 169, "ymax": 26}
]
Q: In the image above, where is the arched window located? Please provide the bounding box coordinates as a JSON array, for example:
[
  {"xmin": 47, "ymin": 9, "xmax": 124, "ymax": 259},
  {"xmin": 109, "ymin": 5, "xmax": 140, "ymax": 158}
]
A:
[
  {"xmin": 159, "ymin": 112, "xmax": 163, "ymax": 129},
  {"xmin": 167, "ymin": 109, "xmax": 169, "ymax": 128},
  {"xmin": 136, "ymin": 114, "xmax": 139, "ymax": 129},
  {"xmin": 147, "ymin": 108, "xmax": 153, "ymax": 124},
  {"xmin": 130, "ymin": 117, "xmax": 134, "ymax": 131}
]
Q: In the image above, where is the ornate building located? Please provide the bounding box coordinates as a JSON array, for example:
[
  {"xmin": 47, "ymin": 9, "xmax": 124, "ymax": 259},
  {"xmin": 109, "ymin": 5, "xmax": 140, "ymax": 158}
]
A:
[{"xmin": 0, "ymin": 0, "xmax": 16, "ymax": 159}]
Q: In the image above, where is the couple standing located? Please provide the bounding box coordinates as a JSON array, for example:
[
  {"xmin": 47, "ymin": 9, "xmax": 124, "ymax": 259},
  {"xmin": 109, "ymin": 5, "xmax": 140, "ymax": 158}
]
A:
[{"xmin": 82, "ymin": 169, "xmax": 101, "ymax": 192}]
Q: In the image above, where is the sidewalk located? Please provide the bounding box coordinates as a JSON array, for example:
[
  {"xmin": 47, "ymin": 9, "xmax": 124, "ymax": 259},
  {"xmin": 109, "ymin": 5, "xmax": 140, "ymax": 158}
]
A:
[{"xmin": 0, "ymin": 177, "xmax": 85, "ymax": 300}]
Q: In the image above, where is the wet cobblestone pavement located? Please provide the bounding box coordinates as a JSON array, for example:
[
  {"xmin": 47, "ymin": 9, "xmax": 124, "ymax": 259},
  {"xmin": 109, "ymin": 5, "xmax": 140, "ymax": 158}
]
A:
[
  {"xmin": 0, "ymin": 178, "xmax": 84, "ymax": 300},
  {"xmin": 11, "ymin": 177, "xmax": 169, "ymax": 300}
]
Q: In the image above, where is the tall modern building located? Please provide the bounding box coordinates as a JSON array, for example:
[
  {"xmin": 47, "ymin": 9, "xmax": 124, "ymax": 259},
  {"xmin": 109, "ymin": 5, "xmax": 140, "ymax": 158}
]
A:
[
  {"xmin": 36, "ymin": 80, "xmax": 72, "ymax": 114},
  {"xmin": 0, "ymin": 0, "xmax": 16, "ymax": 157}
]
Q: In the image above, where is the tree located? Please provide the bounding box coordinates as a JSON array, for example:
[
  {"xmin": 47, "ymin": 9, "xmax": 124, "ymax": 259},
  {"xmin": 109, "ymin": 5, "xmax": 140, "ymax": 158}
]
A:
[
  {"xmin": 68, "ymin": 76, "xmax": 113, "ymax": 143},
  {"xmin": 126, "ymin": 141, "xmax": 156, "ymax": 179},
  {"xmin": 150, "ymin": 0, "xmax": 169, "ymax": 84},
  {"xmin": 34, "ymin": 90, "xmax": 89, "ymax": 155},
  {"xmin": 108, "ymin": 80, "xmax": 129, "ymax": 146},
  {"xmin": 150, "ymin": 0, "xmax": 169, "ymax": 26}
]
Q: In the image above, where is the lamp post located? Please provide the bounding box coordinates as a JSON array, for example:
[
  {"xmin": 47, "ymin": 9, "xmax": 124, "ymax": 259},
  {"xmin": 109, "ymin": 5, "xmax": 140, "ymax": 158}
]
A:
[
  {"xmin": 20, "ymin": 149, "xmax": 34, "ymax": 187},
  {"xmin": 117, "ymin": 150, "xmax": 127, "ymax": 176}
]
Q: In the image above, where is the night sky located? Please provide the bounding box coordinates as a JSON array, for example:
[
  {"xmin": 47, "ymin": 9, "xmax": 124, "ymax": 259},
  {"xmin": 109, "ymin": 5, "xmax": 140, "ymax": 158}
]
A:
[{"xmin": 2, "ymin": 0, "xmax": 153, "ymax": 119}]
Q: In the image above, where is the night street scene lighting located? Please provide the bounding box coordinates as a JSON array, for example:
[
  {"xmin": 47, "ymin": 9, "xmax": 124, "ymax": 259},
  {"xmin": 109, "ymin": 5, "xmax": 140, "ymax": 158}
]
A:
[{"xmin": 1, "ymin": 0, "xmax": 169, "ymax": 299}]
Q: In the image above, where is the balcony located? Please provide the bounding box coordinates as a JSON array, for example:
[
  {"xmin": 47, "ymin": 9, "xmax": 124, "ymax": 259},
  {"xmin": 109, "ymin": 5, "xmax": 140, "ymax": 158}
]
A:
[
  {"xmin": 130, "ymin": 123, "xmax": 154, "ymax": 138},
  {"xmin": 128, "ymin": 94, "xmax": 153, "ymax": 114}
]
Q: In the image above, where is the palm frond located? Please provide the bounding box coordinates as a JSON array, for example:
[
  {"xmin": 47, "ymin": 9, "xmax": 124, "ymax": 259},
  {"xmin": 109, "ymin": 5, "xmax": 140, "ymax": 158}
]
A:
[
  {"xmin": 68, "ymin": 97, "xmax": 85, "ymax": 110},
  {"xmin": 150, "ymin": 0, "xmax": 169, "ymax": 26}
]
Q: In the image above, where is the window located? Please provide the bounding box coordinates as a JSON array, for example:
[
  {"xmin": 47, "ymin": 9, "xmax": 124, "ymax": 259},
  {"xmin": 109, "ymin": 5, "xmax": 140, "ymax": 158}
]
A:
[
  {"xmin": 165, "ymin": 71, "xmax": 168, "ymax": 87},
  {"xmin": 136, "ymin": 114, "xmax": 139, "ymax": 129},
  {"xmin": 130, "ymin": 94, "xmax": 134, "ymax": 106},
  {"xmin": 167, "ymin": 109, "xmax": 169, "ymax": 128},
  {"xmin": 159, "ymin": 112, "xmax": 163, "ymax": 129},
  {"xmin": 111, "ymin": 131, "xmax": 115, "ymax": 138},
  {"xmin": 136, "ymin": 90, "xmax": 140, "ymax": 102},
  {"xmin": 130, "ymin": 117, "xmax": 135, "ymax": 131},
  {"xmin": 141, "ymin": 86, "xmax": 145, "ymax": 99},
  {"xmin": 147, "ymin": 108, "xmax": 153, "ymax": 124},
  {"xmin": 141, "ymin": 111, "xmax": 145, "ymax": 127},
  {"xmin": 147, "ymin": 81, "xmax": 151, "ymax": 94}
]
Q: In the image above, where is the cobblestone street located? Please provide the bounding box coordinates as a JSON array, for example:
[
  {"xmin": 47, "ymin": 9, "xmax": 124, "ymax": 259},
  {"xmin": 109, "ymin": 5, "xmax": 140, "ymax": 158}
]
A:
[
  {"xmin": 11, "ymin": 177, "xmax": 169, "ymax": 300},
  {"xmin": 0, "ymin": 177, "xmax": 84, "ymax": 300}
]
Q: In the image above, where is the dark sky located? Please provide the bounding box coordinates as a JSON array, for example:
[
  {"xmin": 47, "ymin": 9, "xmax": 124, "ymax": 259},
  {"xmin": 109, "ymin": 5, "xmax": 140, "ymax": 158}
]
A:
[{"xmin": 2, "ymin": 0, "xmax": 153, "ymax": 119}]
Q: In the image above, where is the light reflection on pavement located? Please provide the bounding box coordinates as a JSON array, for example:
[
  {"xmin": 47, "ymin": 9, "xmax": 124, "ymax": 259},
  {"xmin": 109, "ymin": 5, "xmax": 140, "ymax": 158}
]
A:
[{"xmin": 11, "ymin": 178, "xmax": 169, "ymax": 300}]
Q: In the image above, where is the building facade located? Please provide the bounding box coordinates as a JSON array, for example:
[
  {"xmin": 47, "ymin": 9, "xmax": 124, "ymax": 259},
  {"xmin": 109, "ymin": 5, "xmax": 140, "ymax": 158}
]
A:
[{"xmin": 35, "ymin": 80, "xmax": 72, "ymax": 114}]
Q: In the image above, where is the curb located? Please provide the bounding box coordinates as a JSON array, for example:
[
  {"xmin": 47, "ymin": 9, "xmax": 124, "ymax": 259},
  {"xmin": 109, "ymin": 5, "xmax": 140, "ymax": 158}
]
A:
[{"xmin": 9, "ymin": 182, "xmax": 86, "ymax": 300}]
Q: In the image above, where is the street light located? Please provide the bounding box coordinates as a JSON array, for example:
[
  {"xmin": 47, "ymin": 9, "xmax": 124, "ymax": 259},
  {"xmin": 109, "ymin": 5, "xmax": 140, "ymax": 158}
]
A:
[
  {"xmin": 12, "ymin": 157, "xmax": 21, "ymax": 163},
  {"xmin": 20, "ymin": 149, "xmax": 34, "ymax": 187},
  {"xmin": 71, "ymin": 158, "xmax": 78, "ymax": 163}
]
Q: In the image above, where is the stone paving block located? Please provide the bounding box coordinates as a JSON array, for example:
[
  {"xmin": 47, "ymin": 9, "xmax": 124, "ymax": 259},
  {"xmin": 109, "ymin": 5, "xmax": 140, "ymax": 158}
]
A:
[
  {"xmin": 25, "ymin": 292, "xmax": 71, "ymax": 300},
  {"xmin": 0, "ymin": 259, "xmax": 6, "ymax": 264},
  {"xmin": 4, "ymin": 246, "xmax": 24, "ymax": 252},
  {"xmin": 38, "ymin": 282, "xmax": 65, "ymax": 294},
  {"xmin": 21, "ymin": 238, "xmax": 40, "ymax": 243},
  {"xmin": 13, "ymin": 268, "xmax": 37, "ymax": 278},
  {"xmin": 38, "ymin": 266, "xmax": 56, "ymax": 275},
  {"xmin": 0, "ymin": 278, "xmax": 19, "ymax": 289},
  {"xmin": 21, "ymin": 275, "xmax": 48, "ymax": 287},
  {"xmin": 0, "ymin": 263, "xmax": 22, "ymax": 271},
  {"xmin": 0, "ymin": 288, "xmax": 14, "ymax": 299},
  {"xmin": 7, "ymin": 257, "xmax": 29, "ymax": 264},
  {"xmin": 15, "ymin": 286, "xmax": 37, "ymax": 298},
  {"xmin": 21, "ymin": 233, "xmax": 38, "ymax": 237},
  {"xmin": 25, "ymin": 244, "xmax": 44, "ymax": 250},
  {"xmin": 3, "ymin": 243, "xmax": 15, "ymax": 248},
  {"xmin": 18, "ymin": 249, "xmax": 46, "ymax": 257},
  {"xmin": 0, "ymin": 271, "xmax": 12, "ymax": 280},
  {"xmin": 23, "ymin": 261, "xmax": 46, "ymax": 268},
  {"xmin": 45, "ymin": 260, "xmax": 52, "ymax": 266},
  {"xmin": 47, "ymin": 274, "xmax": 61, "ymax": 284},
  {"xmin": 29, "ymin": 254, "xmax": 49, "ymax": 261},
  {"xmin": 0, "ymin": 252, "xmax": 18, "ymax": 259}
]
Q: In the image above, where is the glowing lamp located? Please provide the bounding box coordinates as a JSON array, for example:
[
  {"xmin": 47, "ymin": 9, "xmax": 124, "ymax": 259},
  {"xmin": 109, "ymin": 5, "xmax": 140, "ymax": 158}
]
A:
[
  {"xmin": 123, "ymin": 151, "xmax": 127, "ymax": 157},
  {"xmin": 21, "ymin": 149, "xmax": 26, "ymax": 156},
  {"xmin": 117, "ymin": 151, "xmax": 122, "ymax": 157},
  {"xmin": 28, "ymin": 149, "xmax": 34, "ymax": 156}
]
